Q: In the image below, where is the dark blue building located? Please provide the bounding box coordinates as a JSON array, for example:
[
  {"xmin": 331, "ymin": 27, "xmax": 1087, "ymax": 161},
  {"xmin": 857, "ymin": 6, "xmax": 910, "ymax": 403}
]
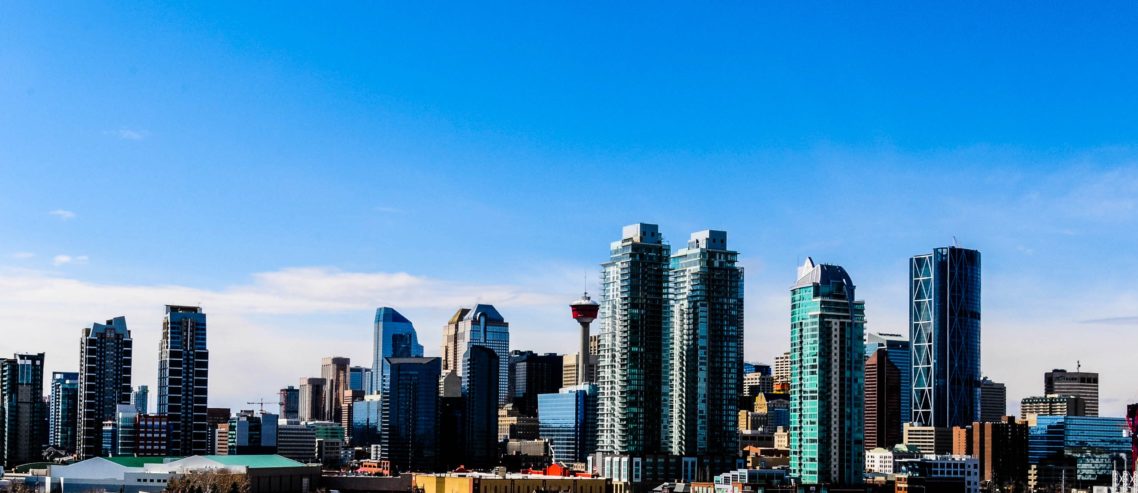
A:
[
  {"xmin": 538, "ymin": 384, "xmax": 597, "ymax": 463},
  {"xmin": 1029, "ymin": 416, "xmax": 1130, "ymax": 487},
  {"xmin": 464, "ymin": 345, "xmax": 499, "ymax": 470},
  {"xmin": 910, "ymin": 246, "xmax": 981, "ymax": 428},
  {"xmin": 351, "ymin": 397, "xmax": 382, "ymax": 448},
  {"xmin": 158, "ymin": 305, "xmax": 209, "ymax": 456},
  {"xmin": 382, "ymin": 356, "xmax": 440, "ymax": 473}
]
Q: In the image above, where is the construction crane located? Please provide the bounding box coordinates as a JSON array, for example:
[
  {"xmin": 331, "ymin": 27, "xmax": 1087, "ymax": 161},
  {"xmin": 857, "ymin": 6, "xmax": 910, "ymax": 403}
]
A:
[{"xmin": 247, "ymin": 398, "xmax": 281, "ymax": 414}]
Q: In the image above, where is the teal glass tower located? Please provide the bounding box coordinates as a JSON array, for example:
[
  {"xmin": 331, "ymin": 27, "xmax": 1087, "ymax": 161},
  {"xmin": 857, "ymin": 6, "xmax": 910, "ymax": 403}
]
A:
[{"xmin": 789, "ymin": 258, "xmax": 864, "ymax": 486}]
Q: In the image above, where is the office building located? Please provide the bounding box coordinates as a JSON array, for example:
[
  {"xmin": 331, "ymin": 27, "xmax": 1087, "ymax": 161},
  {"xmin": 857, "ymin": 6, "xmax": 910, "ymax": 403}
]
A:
[
  {"xmin": 227, "ymin": 411, "xmax": 278, "ymax": 455},
  {"xmin": 597, "ymin": 223, "xmax": 669, "ymax": 456},
  {"xmin": 539, "ymin": 384, "xmax": 599, "ymax": 464},
  {"xmin": 111, "ymin": 405, "xmax": 137, "ymax": 456},
  {"xmin": 951, "ymin": 417, "xmax": 1028, "ymax": 486},
  {"xmin": 49, "ymin": 371, "xmax": 79, "ymax": 452},
  {"xmin": 135, "ymin": 413, "xmax": 168, "ymax": 456},
  {"xmin": 865, "ymin": 332, "xmax": 910, "ymax": 423},
  {"xmin": 442, "ymin": 305, "xmax": 511, "ymax": 405},
  {"xmin": 158, "ymin": 305, "xmax": 209, "ymax": 456},
  {"xmin": 773, "ymin": 352, "xmax": 790, "ymax": 385},
  {"xmin": 298, "ymin": 378, "xmax": 325, "ymax": 422},
  {"xmin": 1, "ymin": 353, "xmax": 46, "ymax": 468},
  {"xmin": 381, "ymin": 357, "xmax": 440, "ymax": 473},
  {"xmin": 1020, "ymin": 394, "xmax": 1086, "ymax": 419},
  {"xmin": 663, "ymin": 230, "xmax": 744, "ymax": 461},
  {"xmin": 508, "ymin": 351, "xmax": 563, "ymax": 417},
  {"xmin": 865, "ymin": 348, "xmax": 903, "ymax": 450},
  {"xmin": 561, "ymin": 353, "xmax": 598, "ymax": 388},
  {"xmin": 1028, "ymin": 416, "xmax": 1129, "ymax": 487},
  {"xmin": 77, "ymin": 317, "xmax": 133, "ymax": 459},
  {"xmin": 348, "ymin": 366, "xmax": 372, "ymax": 394},
  {"xmin": 350, "ymin": 394, "xmax": 382, "ymax": 448},
  {"xmin": 789, "ymin": 258, "xmax": 865, "ymax": 485},
  {"xmin": 903, "ymin": 424, "xmax": 952, "ymax": 455},
  {"xmin": 131, "ymin": 385, "xmax": 148, "ymax": 414},
  {"xmin": 465, "ymin": 346, "xmax": 500, "ymax": 470},
  {"xmin": 374, "ymin": 307, "xmax": 424, "ymax": 395},
  {"xmin": 979, "ymin": 377, "xmax": 1006, "ymax": 422},
  {"xmin": 1044, "ymin": 368, "xmax": 1099, "ymax": 417},
  {"xmin": 438, "ymin": 393, "xmax": 466, "ymax": 471},
  {"xmin": 321, "ymin": 356, "xmax": 350, "ymax": 426},
  {"xmin": 205, "ymin": 407, "xmax": 231, "ymax": 455},
  {"xmin": 742, "ymin": 372, "xmax": 773, "ymax": 396},
  {"xmin": 277, "ymin": 419, "xmax": 318, "ymax": 463},
  {"xmin": 1129, "ymin": 404, "xmax": 1138, "ymax": 473},
  {"xmin": 911, "ymin": 246, "xmax": 981, "ymax": 429},
  {"xmin": 499, "ymin": 405, "xmax": 539, "ymax": 441},
  {"xmin": 279, "ymin": 386, "xmax": 299, "ymax": 420},
  {"xmin": 895, "ymin": 455, "xmax": 980, "ymax": 493}
]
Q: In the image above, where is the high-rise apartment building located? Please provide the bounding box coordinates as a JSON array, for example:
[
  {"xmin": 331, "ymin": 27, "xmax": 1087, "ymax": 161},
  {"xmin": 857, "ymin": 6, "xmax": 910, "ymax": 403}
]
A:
[
  {"xmin": 321, "ymin": 357, "xmax": 350, "ymax": 425},
  {"xmin": 597, "ymin": 223, "xmax": 669, "ymax": 455},
  {"xmin": 865, "ymin": 348, "xmax": 903, "ymax": 450},
  {"xmin": 951, "ymin": 417, "xmax": 1028, "ymax": 486},
  {"xmin": 78, "ymin": 317, "xmax": 133, "ymax": 459},
  {"xmin": 1, "ymin": 353, "xmax": 46, "ymax": 468},
  {"xmin": 865, "ymin": 332, "xmax": 910, "ymax": 423},
  {"xmin": 911, "ymin": 246, "xmax": 981, "ymax": 429},
  {"xmin": 381, "ymin": 357, "xmax": 440, "ymax": 473},
  {"xmin": 979, "ymin": 377, "xmax": 1006, "ymax": 422},
  {"xmin": 131, "ymin": 385, "xmax": 148, "ymax": 414},
  {"xmin": 773, "ymin": 352, "xmax": 790, "ymax": 385},
  {"xmin": 373, "ymin": 307, "xmax": 423, "ymax": 394},
  {"xmin": 1044, "ymin": 369, "xmax": 1098, "ymax": 417},
  {"xmin": 789, "ymin": 258, "xmax": 865, "ymax": 485},
  {"xmin": 158, "ymin": 305, "xmax": 209, "ymax": 456},
  {"xmin": 1020, "ymin": 394, "xmax": 1086, "ymax": 419},
  {"xmin": 663, "ymin": 230, "xmax": 744, "ymax": 460},
  {"xmin": 279, "ymin": 386, "xmax": 299, "ymax": 420},
  {"xmin": 442, "ymin": 305, "xmax": 510, "ymax": 405},
  {"xmin": 49, "ymin": 371, "xmax": 79, "ymax": 452},
  {"xmin": 508, "ymin": 351, "xmax": 563, "ymax": 417},
  {"xmin": 298, "ymin": 378, "xmax": 326, "ymax": 422}
]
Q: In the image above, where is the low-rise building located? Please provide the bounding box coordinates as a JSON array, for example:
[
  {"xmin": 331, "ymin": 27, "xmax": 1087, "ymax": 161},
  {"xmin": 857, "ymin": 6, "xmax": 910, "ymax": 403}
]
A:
[
  {"xmin": 43, "ymin": 455, "xmax": 320, "ymax": 493},
  {"xmin": 414, "ymin": 471, "xmax": 608, "ymax": 493},
  {"xmin": 895, "ymin": 455, "xmax": 980, "ymax": 493}
]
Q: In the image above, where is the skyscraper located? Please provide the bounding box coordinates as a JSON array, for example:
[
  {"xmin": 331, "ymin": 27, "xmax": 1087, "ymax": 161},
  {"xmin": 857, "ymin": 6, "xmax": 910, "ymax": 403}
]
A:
[
  {"xmin": 865, "ymin": 348, "xmax": 902, "ymax": 450},
  {"xmin": 773, "ymin": 352, "xmax": 790, "ymax": 385},
  {"xmin": 597, "ymin": 223, "xmax": 669, "ymax": 455},
  {"xmin": 507, "ymin": 351, "xmax": 563, "ymax": 417},
  {"xmin": 280, "ymin": 386, "xmax": 300, "ymax": 420},
  {"xmin": 78, "ymin": 316, "xmax": 133, "ymax": 459},
  {"xmin": 663, "ymin": 230, "xmax": 744, "ymax": 461},
  {"xmin": 911, "ymin": 246, "xmax": 981, "ymax": 429},
  {"xmin": 298, "ymin": 378, "xmax": 326, "ymax": 422},
  {"xmin": 321, "ymin": 356, "xmax": 350, "ymax": 425},
  {"xmin": 979, "ymin": 377, "xmax": 1006, "ymax": 422},
  {"xmin": 158, "ymin": 305, "xmax": 209, "ymax": 456},
  {"xmin": 382, "ymin": 357, "xmax": 440, "ymax": 473},
  {"xmin": 464, "ymin": 346, "xmax": 499, "ymax": 470},
  {"xmin": 373, "ymin": 307, "xmax": 423, "ymax": 394},
  {"xmin": 49, "ymin": 371, "xmax": 79, "ymax": 452},
  {"xmin": 538, "ymin": 384, "xmax": 598, "ymax": 463},
  {"xmin": 131, "ymin": 385, "xmax": 149, "ymax": 414},
  {"xmin": 349, "ymin": 366, "xmax": 372, "ymax": 393},
  {"xmin": 443, "ymin": 305, "xmax": 510, "ymax": 405},
  {"xmin": 865, "ymin": 332, "xmax": 911, "ymax": 424},
  {"xmin": 1044, "ymin": 369, "xmax": 1098, "ymax": 417},
  {"xmin": 789, "ymin": 258, "xmax": 865, "ymax": 485},
  {"xmin": 1, "ymin": 353, "xmax": 46, "ymax": 468}
]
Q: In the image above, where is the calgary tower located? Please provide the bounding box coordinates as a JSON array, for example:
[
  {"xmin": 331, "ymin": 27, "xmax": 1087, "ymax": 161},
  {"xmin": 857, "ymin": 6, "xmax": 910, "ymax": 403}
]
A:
[{"xmin": 570, "ymin": 292, "xmax": 599, "ymax": 385}]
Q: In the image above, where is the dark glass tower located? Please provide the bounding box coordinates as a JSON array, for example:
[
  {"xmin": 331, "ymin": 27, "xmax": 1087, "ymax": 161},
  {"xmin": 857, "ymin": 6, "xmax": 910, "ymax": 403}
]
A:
[
  {"xmin": 381, "ymin": 357, "xmax": 440, "ymax": 473},
  {"xmin": 864, "ymin": 349, "xmax": 902, "ymax": 449},
  {"xmin": 507, "ymin": 351, "xmax": 563, "ymax": 417},
  {"xmin": 1, "ymin": 353, "xmax": 47, "ymax": 468},
  {"xmin": 597, "ymin": 223, "xmax": 670, "ymax": 455},
  {"xmin": 49, "ymin": 371, "xmax": 79, "ymax": 453},
  {"xmin": 77, "ymin": 317, "xmax": 133, "ymax": 459},
  {"xmin": 464, "ymin": 346, "xmax": 499, "ymax": 470},
  {"xmin": 911, "ymin": 246, "xmax": 981, "ymax": 429},
  {"xmin": 158, "ymin": 305, "xmax": 209, "ymax": 456}
]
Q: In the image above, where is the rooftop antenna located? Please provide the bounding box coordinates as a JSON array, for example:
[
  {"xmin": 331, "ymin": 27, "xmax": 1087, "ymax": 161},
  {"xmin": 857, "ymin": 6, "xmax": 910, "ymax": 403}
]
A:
[
  {"xmin": 1077, "ymin": 360, "xmax": 1081, "ymax": 372},
  {"xmin": 952, "ymin": 236, "xmax": 959, "ymax": 247}
]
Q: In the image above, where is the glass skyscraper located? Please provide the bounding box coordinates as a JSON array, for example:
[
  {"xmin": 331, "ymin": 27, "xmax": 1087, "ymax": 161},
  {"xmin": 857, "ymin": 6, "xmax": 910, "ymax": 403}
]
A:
[
  {"xmin": 538, "ymin": 384, "xmax": 598, "ymax": 463},
  {"xmin": 1, "ymin": 353, "xmax": 46, "ymax": 468},
  {"xmin": 865, "ymin": 332, "xmax": 910, "ymax": 426},
  {"xmin": 663, "ymin": 230, "xmax": 744, "ymax": 459},
  {"xmin": 49, "ymin": 371, "xmax": 79, "ymax": 452},
  {"xmin": 381, "ymin": 356, "xmax": 440, "ymax": 473},
  {"xmin": 1029, "ymin": 416, "xmax": 1130, "ymax": 486},
  {"xmin": 789, "ymin": 258, "xmax": 865, "ymax": 486},
  {"xmin": 373, "ymin": 307, "xmax": 423, "ymax": 395},
  {"xmin": 597, "ymin": 223, "xmax": 669, "ymax": 455},
  {"xmin": 78, "ymin": 316, "xmax": 133, "ymax": 459},
  {"xmin": 911, "ymin": 246, "xmax": 981, "ymax": 429},
  {"xmin": 444, "ymin": 304, "xmax": 510, "ymax": 405},
  {"xmin": 158, "ymin": 305, "xmax": 209, "ymax": 456}
]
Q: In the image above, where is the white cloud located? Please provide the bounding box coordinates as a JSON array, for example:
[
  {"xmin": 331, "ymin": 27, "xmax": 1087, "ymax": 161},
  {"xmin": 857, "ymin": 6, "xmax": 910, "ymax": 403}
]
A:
[
  {"xmin": 51, "ymin": 255, "xmax": 88, "ymax": 266},
  {"xmin": 48, "ymin": 209, "xmax": 76, "ymax": 220},
  {"xmin": 10, "ymin": 252, "xmax": 34, "ymax": 259}
]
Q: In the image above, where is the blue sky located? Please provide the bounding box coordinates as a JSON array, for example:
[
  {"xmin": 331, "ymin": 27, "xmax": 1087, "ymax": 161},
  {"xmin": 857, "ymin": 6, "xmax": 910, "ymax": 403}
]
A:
[{"xmin": 2, "ymin": 3, "xmax": 1138, "ymax": 414}]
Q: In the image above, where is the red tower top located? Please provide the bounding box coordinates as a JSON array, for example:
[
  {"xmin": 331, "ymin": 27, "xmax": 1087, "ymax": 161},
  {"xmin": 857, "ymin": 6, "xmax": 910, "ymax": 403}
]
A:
[{"xmin": 570, "ymin": 292, "xmax": 599, "ymax": 324}]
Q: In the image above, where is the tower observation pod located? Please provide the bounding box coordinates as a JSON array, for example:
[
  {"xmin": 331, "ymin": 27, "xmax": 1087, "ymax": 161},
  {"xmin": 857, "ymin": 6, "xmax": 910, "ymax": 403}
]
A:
[{"xmin": 570, "ymin": 293, "xmax": 600, "ymax": 385}]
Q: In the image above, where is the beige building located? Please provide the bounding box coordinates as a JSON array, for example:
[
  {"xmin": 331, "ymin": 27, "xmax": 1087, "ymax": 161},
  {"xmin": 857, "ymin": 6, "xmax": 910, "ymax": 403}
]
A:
[
  {"xmin": 414, "ymin": 472, "xmax": 609, "ymax": 493},
  {"xmin": 903, "ymin": 424, "xmax": 952, "ymax": 455}
]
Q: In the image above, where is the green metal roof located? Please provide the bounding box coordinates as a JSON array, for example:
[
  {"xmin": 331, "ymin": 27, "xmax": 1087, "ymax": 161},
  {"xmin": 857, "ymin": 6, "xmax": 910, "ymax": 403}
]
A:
[
  {"xmin": 105, "ymin": 457, "xmax": 176, "ymax": 467},
  {"xmin": 200, "ymin": 455, "xmax": 306, "ymax": 468}
]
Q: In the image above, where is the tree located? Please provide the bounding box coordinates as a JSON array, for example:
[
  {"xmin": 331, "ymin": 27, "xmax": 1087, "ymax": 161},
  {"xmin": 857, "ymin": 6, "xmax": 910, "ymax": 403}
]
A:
[{"xmin": 166, "ymin": 469, "xmax": 251, "ymax": 493}]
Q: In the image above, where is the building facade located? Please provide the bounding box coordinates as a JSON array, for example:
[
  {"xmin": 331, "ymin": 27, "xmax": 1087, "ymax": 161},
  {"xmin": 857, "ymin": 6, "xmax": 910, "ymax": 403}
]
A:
[
  {"xmin": 465, "ymin": 346, "xmax": 500, "ymax": 470},
  {"xmin": 443, "ymin": 305, "xmax": 511, "ymax": 405},
  {"xmin": 910, "ymin": 246, "xmax": 981, "ymax": 429},
  {"xmin": 158, "ymin": 305, "xmax": 209, "ymax": 456},
  {"xmin": 373, "ymin": 307, "xmax": 423, "ymax": 394},
  {"xmin": 865, "ymin": 332, "xmax": 910, "ymax": 424},
  {"xmin": 1044, "ymin": 369, "xmax": 1099, "ymax": 417},
  {"xmin": 298, "ymin": 378, "xmax": 325, "ymax": 422},
  {"xmin": 78, "ymin": 317, "xmax": 134, "ymax": 459},
  {"xmin": 864, "ymin": 348, "xmax": 902, "ymax": 450},
  {"xmin": 663, "ymin": 230, "xmax": 744, "ymax": 459},
  {"xmin": 538, "ymin": 384, "xmax": 598, "ymax": 463},
  {"xmin": 49, "ymin": 371, "xmax": 79, "ymax": 452},
  {"xmin": 597, "ymin": 223, "xmax": 669, "ymax": 456},
  {"xmin": 1020, "ymin": 394, "xmax": 1086, "ymax": 419},
  {"xmin": 1, "ymin": 353, "xmax": 46, "ymax": 468},
  {"xmin": 508, "ymin": 351, "xmax": 563, "ymax": 417},
  {"xmin": 951, "ymin": 417, "xmax": 1028, "ymax": 486},
  {"xmin": 381, "ymin": 357, "xmax": 440, "ymax": 473},
  {"xmin": 979, "ymin": 378, "xmax": 1006, "ymax": 422},
  {"xmin": 321, "ymin": 356, "xmax": 350, "ymax": 426},
  {"xmin": 279, "ymin": 386, "xmax": 299, "ymax": 421},
  {"xmin": 789, "ymin": 258, "xmax": 865, "ymax": 485}
]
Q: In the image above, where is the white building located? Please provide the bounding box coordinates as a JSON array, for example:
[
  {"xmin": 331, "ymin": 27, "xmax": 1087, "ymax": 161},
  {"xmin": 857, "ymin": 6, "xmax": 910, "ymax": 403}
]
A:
[{"xmin": 865, "ymin": 448, "xmax": 894, "ymax": 474}]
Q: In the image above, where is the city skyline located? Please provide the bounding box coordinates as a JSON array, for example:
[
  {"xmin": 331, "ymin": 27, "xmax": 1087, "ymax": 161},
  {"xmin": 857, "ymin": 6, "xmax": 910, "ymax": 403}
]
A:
[{"xmin": 4, "ymin": 3, "xmax": 1138, "ymax": 420}]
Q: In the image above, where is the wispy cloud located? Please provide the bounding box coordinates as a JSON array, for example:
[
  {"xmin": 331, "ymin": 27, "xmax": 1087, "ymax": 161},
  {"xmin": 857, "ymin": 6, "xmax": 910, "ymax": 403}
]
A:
[
  {"xmin": 51, "ymin": 255, "xmax": 88, "ymax": 266},
  {"xmin": 10, "ymin": 252, "xmax": 35, "ymax": 260},
  {"xmin": 1080, "ymin": 316, "xmax": 1138, "ymax": 325},
  {"xmin": 48, "ymin": 209, "xmax": 76, "ymax": 220},
  {"xmin": 107, "ymin": 128, "xmax": 148, "ymax": 140}
]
